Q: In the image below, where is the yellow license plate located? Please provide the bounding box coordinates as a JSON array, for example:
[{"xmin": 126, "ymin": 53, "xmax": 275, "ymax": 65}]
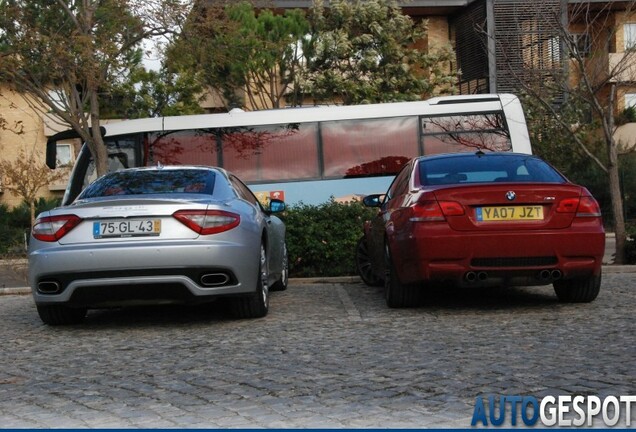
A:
[{"xmin": 476, "ymin": 206, "xmax": 544, "ymax": 221}]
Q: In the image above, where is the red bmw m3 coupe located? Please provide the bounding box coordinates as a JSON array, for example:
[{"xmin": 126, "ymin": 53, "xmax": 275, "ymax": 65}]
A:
[{"xmin": 355, "ymin": 152, "xmax": 605, "ymax": 307}]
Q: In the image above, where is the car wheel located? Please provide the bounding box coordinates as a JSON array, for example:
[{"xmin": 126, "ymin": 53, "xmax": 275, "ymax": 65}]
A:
[
  {"xmin": 231, "ymin": 242, "xmax": 269, "ymax": 318},
  {"xmin": 271, "ymin": 243, "xmax": 288, "ymax": 292},
  {"xmin": 384, "ymin": 244, "xmax": 418, "ymax": 308},
  {"xmin": 553, "ymin": 271, "xmax": 601, "ymax": 303},
  {"xmin": 36, "ymin": 305, "xmax": 87, "ymax": 325},
  {"xmin": 355, "ymin": 236, "xmax": 384, "ymax": 287}
]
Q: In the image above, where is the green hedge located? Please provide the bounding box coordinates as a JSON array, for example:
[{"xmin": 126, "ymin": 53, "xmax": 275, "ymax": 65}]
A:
[
  {"xmin": 0, "ymin": 198, "xmax": 61, "ymax": 255},
  {"xmin": 626, "ymin": 223, "xmax": 636, "ymax": 265},
  {"xmin": 279, "ymin": 200, "xmax": 378, "ymax": 277}
]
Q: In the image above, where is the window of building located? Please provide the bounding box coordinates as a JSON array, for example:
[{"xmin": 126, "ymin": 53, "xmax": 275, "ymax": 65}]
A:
[
  {"xmin": 56, "ymin": 143, "xmax": 73, "ymax": 167},
  {"xmin": 625, "ymin": 93, "xmax": 636, "ymax": 109},
  {"xmin": 624, "ymin": 23, "xmax": 636, "ymax": 50}
]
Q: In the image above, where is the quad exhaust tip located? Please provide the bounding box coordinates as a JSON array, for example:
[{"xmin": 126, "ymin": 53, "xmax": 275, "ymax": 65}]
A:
[
  {"xmin": 464, "ymin": 271, "xmax": 488, "ymax": 283},
  {"xmin": 464, "ymin": 270, "xmax": 563, "ymax": 284},
  {"xmin": 538, "ymin": 269, "xmax": 562, "ymax": 281}
]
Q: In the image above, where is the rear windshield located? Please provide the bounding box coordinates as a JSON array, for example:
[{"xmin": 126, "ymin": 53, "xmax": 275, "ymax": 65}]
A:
[
  {"xmin": 419, "ymin": 154, "xmax": 566, "ymax": 186},
  {"xmin": 78, "ymin": 169, "xmax": 216, "ymax": 199}
]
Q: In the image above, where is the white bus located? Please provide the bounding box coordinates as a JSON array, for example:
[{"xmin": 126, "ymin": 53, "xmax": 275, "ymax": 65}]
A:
[{"xmin": 47, "ymin": 93, "xmax": 531, "ymax": 206}]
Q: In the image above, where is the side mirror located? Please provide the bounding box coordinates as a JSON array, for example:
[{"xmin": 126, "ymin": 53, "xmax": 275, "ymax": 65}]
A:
[
  {"xmin": 269, "ymin": 198, "xmax": 286, "ymax": 213},
  {"xmin": 363, "ymin": 194, "xmax": 384, "ymax": 208}
]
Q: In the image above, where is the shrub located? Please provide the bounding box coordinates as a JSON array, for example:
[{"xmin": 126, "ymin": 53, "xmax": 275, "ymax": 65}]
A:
[
  {"xmin": 0, "ymin": 204, "xmax": 24, "ymax": 254},
  {"xmin": 280, "ymin": 199, "xmax": 377, "ymax": 277},
  {"xmin": 0, "ymin": 198, "xmax": 61, "ymax": 255},
  {"xmin": 626, "ymin": 223, "xmax": 636, "ymax": 265},
  {"xmin": 8, "ymin": 197, "xmax": 62, "ymax": 228}
]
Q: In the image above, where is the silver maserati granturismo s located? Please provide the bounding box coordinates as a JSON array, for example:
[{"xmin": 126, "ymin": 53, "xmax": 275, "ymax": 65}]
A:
[{"xmin": 28, "ymin": 166, "xmax": 287, "ymax": 325}]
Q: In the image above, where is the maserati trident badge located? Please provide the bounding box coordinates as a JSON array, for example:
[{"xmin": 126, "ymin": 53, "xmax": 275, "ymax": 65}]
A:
[{"xmin": 505, "ymin": 191, "xmax": 516, "ymax": 201}]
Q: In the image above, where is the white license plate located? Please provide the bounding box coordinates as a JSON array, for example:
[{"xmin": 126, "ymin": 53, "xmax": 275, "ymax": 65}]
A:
[{"xmin": 93, "ymin": 220, "xmax": 161, "ymax": 238}]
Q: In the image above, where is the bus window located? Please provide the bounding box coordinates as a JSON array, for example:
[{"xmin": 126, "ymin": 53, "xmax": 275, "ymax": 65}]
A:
[
  {"xmin": 82, "ymin": 135, "xmax": 138, "ymax": 189},
  {"xmin": 146, "ymin": 130, "xmax": 218, "ymax": 166},
  {"xmin": 222, "ymin": 123, "xmax": 320, "ymax": 182},
  {"xmin": 421, "ymin": 113, "xmax": 512, "ymax": 154},
  {"xmin": 322, "ymin": 117, "xmax": 418, "ymax": 178}
]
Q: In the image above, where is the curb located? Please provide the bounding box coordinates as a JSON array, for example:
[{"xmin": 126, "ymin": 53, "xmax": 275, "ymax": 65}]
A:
[
  {"xmin": 0, "ymin": 287, "xmax": 31, "ymax": 296},
  {"xmin": 2, "ymin": 266, "xmax": 634, "ymax": 296}
]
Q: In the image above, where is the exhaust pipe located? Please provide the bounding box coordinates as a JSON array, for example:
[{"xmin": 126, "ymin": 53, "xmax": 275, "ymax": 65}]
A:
[
  {"xmin": 464, "ymin": 272, "xmax": 477, "ymax": 283},
  {"xmin": 537, "ymin": 270, "xmax": 562, "ymax": 282},
  {"xmin": 538, "ymin": 270, "xmax": 552, "ymax": 281},
  {"xmin": 200, "ymin": 273, "xmax": 230, "ymax": 287},
  {"xmin": 37, "ymin": 281, "xmax": 61, "ymax": 294},
  {"xmin": 477, "ymin": 272, "xmax": 488, "ymax": 281}
]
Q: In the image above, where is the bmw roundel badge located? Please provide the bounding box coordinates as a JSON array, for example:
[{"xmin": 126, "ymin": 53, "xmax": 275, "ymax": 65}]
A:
[{"xmin": 506, "ymin": 191, "xmax": 516, "ymax": 201}]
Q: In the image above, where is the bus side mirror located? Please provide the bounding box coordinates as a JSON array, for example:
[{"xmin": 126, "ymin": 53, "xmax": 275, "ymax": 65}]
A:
[
  {"xmin": 46, "ymin": 138, "xmax": 57, "ymax": 169},
  {"xmin": 46, "ymin": 126, "xmax": 106, "ymax": 169}
]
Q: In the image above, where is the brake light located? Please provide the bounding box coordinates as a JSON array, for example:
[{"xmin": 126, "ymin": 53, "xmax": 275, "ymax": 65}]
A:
[
  {"xmin": 556, "ymin": 198, "xmax": 579, "ymax": 213},
  {"xmin": 32, "ymin": 215, "xmax": 82, "ymax": 242},
  {"xmin": 556, "ymin": 196, "xmax": 601, "ymax": 217},
  {"xmin": 575, "ymin": 196, "xmax": 602, "ymax": 217},
  {"xmin": 173, "ymin": 210, "xmax": 240, "ymax": 235},
  {"xmin": 410, "ymin": 200, "xmax": 464, "ymax": 222},
  {"xmin": 439, "ymin": 201, "xmax": 465, "ymax": 216}
]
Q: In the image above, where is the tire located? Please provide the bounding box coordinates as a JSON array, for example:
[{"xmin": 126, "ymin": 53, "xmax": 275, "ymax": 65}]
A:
[
  {"xmin": 231, "ymin": 243, "xmax": 269, "ymax": 318},
  {"xmin": 553, "ymin": 271, "xmax": 601, "ymax": 303},
  {"xmin": 36, "ymin": 305, "xmax": 87, "ymax": 325},
  {"xmin": 384, "ymin": 244, "xmax": 418, "ymax": 308},
  {"xmin": 271, "ymin": 243, "xmax": 288, "ymax": 292},
  {"xmin": 355, "ymin": 236, "xmax": 384, "ymax": 287}
]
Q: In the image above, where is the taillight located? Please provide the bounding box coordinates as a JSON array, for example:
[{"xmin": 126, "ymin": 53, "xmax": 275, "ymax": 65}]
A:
[
  {"xmin": 410, "ymin": 200, "xmax": 464, "ymax": 222},
  {"xmin": 439, "ymin": 201, "xmax": 465, "ymax": 216},
  {"xmin": 556, "ymin": 196, "xmax": 601, "ymax": 217},
  {"xmin": 32, "ymin": 215, "xmax": 82, "ymax": 242},
  {"xmin": 575, "ymin": 196, "xmax": 602, "ymax": 217},
  {"xmin": 173, "ymin": 210, "xmax": 240, "ymax": 235}
]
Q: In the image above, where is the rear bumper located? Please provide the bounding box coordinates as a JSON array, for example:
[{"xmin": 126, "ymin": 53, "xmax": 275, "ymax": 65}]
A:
[
  {"xmin": 394, "ymin": 224, "xmax": 605, "ymax": 286},
  {"xmin": 28, "ymin": 240, "xmax": 259, "ymax": 307}
]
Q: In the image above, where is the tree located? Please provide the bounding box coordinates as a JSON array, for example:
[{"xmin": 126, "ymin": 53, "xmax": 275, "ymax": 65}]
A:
[
  {"xmin": 172, "ymin": 1, "xmax": 309, "ymax": 110},
  {"xmin": 501, "ymin": 2, "xmax": 636, "ymax": 264},
  {"xmin": 0, "ymin": 0, "xmax": 188, "ymax": 177},
  {"xmin": 0, "ymin": 148, "xmax": 67, "ymax": 226},
  {"xmin": 100, "ymin": 65, "xmax": 205, "ymax": 119},
  {"xmin": 301, "ymin": 0, "xmax": 457, "ymax": 105}
]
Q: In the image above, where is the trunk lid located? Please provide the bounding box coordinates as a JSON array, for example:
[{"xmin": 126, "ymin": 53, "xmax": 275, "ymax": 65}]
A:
[
  {"xmin": 53, "ymin": 197, "xmax": 216, "ymax": 245},
  {"xmin": 429, "ymin": 183, "xmax": 584, "ymax": 231}
]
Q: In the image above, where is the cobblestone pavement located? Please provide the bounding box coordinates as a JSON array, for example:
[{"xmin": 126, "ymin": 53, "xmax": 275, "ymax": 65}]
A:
[{"xmin": 0, "ymin": 273, "xmax": 634, "ymax": 428}]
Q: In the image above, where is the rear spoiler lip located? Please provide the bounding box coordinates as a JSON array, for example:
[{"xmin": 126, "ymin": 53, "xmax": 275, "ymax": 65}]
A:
[{"xmin": 46, "ymin": 126, "xmax": 106, "ymax": 169}]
